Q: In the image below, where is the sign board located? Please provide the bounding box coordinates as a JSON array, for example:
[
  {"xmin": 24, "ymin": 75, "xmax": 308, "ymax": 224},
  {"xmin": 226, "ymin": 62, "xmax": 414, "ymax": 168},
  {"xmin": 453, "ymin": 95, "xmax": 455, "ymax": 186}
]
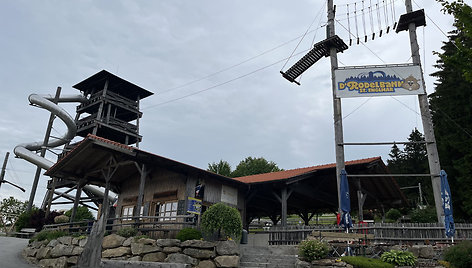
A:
[
  {"xmin": 335, "ymin": 64, "xmax": 425, "ymax": 98},
  {"xmin": 221, "ymin": 185, "xmax": 238, "ymax": 206},
  {"xmin": 187, "ymin": 197, "xmax": 202, "ymax": 215}
]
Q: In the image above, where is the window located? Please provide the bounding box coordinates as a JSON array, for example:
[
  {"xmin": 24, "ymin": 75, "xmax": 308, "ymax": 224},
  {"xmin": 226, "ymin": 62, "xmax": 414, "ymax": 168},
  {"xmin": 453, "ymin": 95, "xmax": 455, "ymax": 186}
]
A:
[
  {"xmin": 158, "ymin": 201, "xmax": 178, "ymax": 221},
  {"xmin": 122, "ymin": 205, "xmax": 134, "ymax": 219}
]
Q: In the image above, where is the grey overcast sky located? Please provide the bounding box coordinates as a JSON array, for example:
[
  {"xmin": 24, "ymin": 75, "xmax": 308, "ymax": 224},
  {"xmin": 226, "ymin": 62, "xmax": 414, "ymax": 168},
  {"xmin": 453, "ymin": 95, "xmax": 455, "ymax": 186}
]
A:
[{"xmin": 0, "ymin": 0, "xmax": 457, "ymax": 207}]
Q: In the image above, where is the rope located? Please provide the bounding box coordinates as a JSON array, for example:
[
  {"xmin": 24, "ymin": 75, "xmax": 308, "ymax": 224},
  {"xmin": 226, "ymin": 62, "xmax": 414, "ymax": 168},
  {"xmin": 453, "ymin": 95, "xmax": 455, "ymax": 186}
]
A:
[
  {"xmin": 369, "ymin": 0, "xmax": 375, "ymax": 40},
  {"xmin": 376, "ymin": 1, "xmax": 383, "ymax": 37},
  {"xmin": 362, "ymin": 0, "xmax": 367, "ymax": 42},
  {"xmin": 354, "ymin": 3, "xmax": 360, "ymax": 44},
  {"xmin": 347, "ymin": 4, "xmax": 352, "ymax": 45}
]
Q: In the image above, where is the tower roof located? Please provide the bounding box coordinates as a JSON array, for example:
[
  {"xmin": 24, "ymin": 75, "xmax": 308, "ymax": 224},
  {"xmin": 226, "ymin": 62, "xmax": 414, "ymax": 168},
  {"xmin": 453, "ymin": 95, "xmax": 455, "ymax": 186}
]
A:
[{"xmin": 73, "ymin": 70, "xmax": 153, "ymax": 100}]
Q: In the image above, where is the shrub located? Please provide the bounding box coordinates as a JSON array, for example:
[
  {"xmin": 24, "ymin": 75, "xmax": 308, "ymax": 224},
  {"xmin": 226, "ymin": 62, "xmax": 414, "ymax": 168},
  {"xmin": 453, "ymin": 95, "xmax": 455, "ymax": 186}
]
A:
[
  {"xmin": 116, "ymin": 227, "xmax": 138, "ymax": 238},
  {"xmin": 15, "ymin": 208, "xmax": 45, "ymax": 232},
  {"xmin": 200, "ymin": 203, "xmax": 242, "ymax": 241},
  {"xmin": 15, "ymin": 210, "xmax": 33, "ymax": 232},
  {"xmin": 176, "ymin": 227, "xmax": 202, "ymax": 241},
  {"xmin": 381, "ymin": 250, "xmax": 416, "ymax": 266},
  {"xmin": 341, "ymin": 256, "xmax": 394, "ymax": 268},
  {"xmin": 443, "ymin": 240, "xmax": 472, "ymax": 268},
  {"xmin": 45, "ymin": 210, "xmax": 63, "ymax": 225},
  {"xmin": 298, "ymin": 240, "xmax": 330, "ymax": 262},
  {"xmin": 31, "ymin": 230, "xmax": 68, "ymax": 242},
  {"xmin": 54, "ymin": 215, "xmax": 70, "ymax": 224},
  {"xmin": 65, "ymin": 206, "xmax": 94, "ymax": 222},
  {"xmin": 409, "ymin": 206, "xmax": 437, "ymax": 223},
  {"xmin": 385, "ymin": 208, "xmax": 401, "ymax": 222}
]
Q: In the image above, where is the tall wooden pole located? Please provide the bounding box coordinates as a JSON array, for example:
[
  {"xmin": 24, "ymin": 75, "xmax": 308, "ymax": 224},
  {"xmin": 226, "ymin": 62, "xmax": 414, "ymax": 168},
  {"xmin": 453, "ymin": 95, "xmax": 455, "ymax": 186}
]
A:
[
  {"xmin": 0, "ymin": 152, "xmax": 10, "ymax": 190},
  {"xmin": 328, "ymin": 0, "xmax": 346, "ymax": 213},
  {"xmin": 404, "ymin": 0, "xmax": 443, "ymax": 223},
  {"xmin": 27, "ymin": 87, "xmax": 61, "ymax": 212}
]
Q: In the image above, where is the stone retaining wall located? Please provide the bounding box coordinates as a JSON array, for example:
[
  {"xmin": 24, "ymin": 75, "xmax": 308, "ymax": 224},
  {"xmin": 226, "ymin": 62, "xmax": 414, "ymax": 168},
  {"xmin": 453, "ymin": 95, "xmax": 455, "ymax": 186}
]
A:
[{"xmin": 23, "ymin": 234, "xmax": 240, "ymax": 268}]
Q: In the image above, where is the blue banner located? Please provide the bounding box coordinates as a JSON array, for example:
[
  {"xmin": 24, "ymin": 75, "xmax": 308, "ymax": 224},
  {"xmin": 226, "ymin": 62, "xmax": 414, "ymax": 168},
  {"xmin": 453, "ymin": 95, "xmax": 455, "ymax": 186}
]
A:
[
  {"xmin": 440, "ymin": 170, "xmax": 455, "ymax": 238},
  {"xmin": 187, "ymin": 197, "xmax": 202, "ymax": 215},
  {"xmin": 339, "ymin": 169, "xmax": 352, "ymax": 230}
]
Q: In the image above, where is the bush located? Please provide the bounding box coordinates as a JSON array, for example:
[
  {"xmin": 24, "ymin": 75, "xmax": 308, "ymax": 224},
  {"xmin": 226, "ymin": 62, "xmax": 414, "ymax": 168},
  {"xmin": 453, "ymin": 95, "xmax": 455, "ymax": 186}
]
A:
[
  {"xmin": 409, "ymin": 206, "xmax": 437, "ymax": 223},
  {"xmin": 298, "ymin": 240, "xmax": 330, "ymax": 262},
  {"xmin": 385, "ymin": 208, "xmax": 401, "ymax": 222},
  {"xmin": 31, "ymin": 230, "xmax": 68, "ymax": 242},
  {"xmin": 45, "ymin": 210, "xmax": 63, "ymax": 225},
  {"xmin": 176, "ymin": 228, "xmax": 202, "ymax": 241},
  {"xmin": 200, "ymin": 203, "xmax": 242, "ymax": 241},
  {"xmin": 15, "ymin": 210, "xmax": 33, "ymax": 232},
  {"xmin": 116, "ymin": 227, "xmax": 138, "ymax": 238},
  {"xmin": 341, "ymin": 256, "xmax": 394, "ymax": 268},
  {"xmin": 65, "ymin": 206, "xmax": 94, "ymax": 222},
  {"xmin": 444, "ymin": 240, "xmax": 472, "ymax": 268},
  {"xmin": 15, "ymin": 208, "xmax": 45, "ymax": 232},
  {"xmin": 54, "ymin": 215, "xmax": 70, "ymax": 224},
  {"xmin": 381, "ymin": 250, "xmax": 416, "ymax": 266}
]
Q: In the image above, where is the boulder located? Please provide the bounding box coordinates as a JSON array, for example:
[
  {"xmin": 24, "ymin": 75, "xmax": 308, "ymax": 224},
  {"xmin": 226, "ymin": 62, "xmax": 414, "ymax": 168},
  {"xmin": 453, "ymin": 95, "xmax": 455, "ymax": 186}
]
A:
[
  {"xmin": 312, "ymin": 259, "xmax": 334, "ymax": 266},
  {"xmin": 38, "ymin": 256, "xmax": 68, "ymax": 268},
  {"xmin": 72, "ymin": 246, "xmax": 84, "ymax": 255},
  {"xmin": 72, "ymin": 237, "xmax": 79, "ymax": 246},
  {"xmin": 102, "ymin": 246, "xmax": 131, "ymax": 258},
  {"xmin": 30, "ymin": 240, "xmax": 46, "ymax": 249},
  {"xmin": 47, "ymin": 239, "xmax": 59, "ymax": 248},
  {"xmin": 136, "ymin": 237, "xmax": 156, "ymax": 245},
  {"xmin": 419, "ymin": 245, "xmax": 434, "ymax": 259},
  {"xmin": 67, "ymin": 256, "xmax": 78, "ymax": 265},
  {"xmin": 215, "ymin": 241, "xmax": 239, "ymax": 256},
  {"xmin": 128, "ymin": 256, "xmax": 142, "ymax": 261},
  {"xmin": 57, "ymin": 236, "xmax": 73, "ymax": 245},
  {"xmin": 196, "ymin": 260, "xmax": 217, "ymax": 268},
  {"xmin": 123, "ymin": 237, "xmax": 133, "ymax": 247},
  {"xmin": 130, "ymin": 242, "xmax": 162, "ymax": 255},
  {"xmin": 142, "ymin": 252, "xmax": 167, "ymax": 262},
  {"xmin": 183, "ymin": 248, "xmax": 215, "ymax": 259},
  {"xmin": 102, "ymin": 234, "xmax": 126, "ymax": 249},
  {"xmin": 163, "ymin": 246, "xmax": 181, "ymax": 253},
  {"xmin": 23, "ymin": 246, "xmax": 37, "ymax": 257},
  {"xmin": 181, "ymin": 240, "xmax": 215, "ymax": 249},
  {"xmin": 36, "ymin": 246, "xmax": 51, "ymax": 259},
  {"xmin": 78, "ymin": 237, "xmax": 88, "ymax": 247},
  {"xmin": 214, "ymin": 255, "xmax": 239, "ymax": 267},
  {"xmin": 50, "ymin": 244, "xmax": 75, "ymax": 257},
  {"xmin": 156, "ymin": 239, "xmax": 181, "ymax": 247},
  {"xmin": 165, "ymin": 253, "xmax": 198, "ymax": 266},
  {"xmin": 295, "ymin": 259, "xmax": 311, "ymax": 268}
]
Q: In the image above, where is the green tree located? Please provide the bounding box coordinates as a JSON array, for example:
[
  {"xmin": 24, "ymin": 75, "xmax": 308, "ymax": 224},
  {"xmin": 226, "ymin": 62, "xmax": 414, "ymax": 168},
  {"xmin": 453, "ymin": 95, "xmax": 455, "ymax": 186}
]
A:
[
  {"xmin": 65, "ymin": 206, "xmax": 94, "ymax": 222},
  {"xmin": 431, "ymin": 0, "xmax": 472, "ymax": 220},
  {"xmin": 200, "ymin": 202, "xmax": 242, "ymax": 241},
  {"xmin": 0, "ymin": 196, "xmax": 28, "ymax": 232},
  {"xmin": 207, "ymin": 160, "xmax": 232, "ymax": 177},
  {"xmin": 387, "ymin": 129, "xmax": 432, "ymax": 206},
  {"xmin": 231, "ymin": 156, "xmax": 282, "ymax": 178}
]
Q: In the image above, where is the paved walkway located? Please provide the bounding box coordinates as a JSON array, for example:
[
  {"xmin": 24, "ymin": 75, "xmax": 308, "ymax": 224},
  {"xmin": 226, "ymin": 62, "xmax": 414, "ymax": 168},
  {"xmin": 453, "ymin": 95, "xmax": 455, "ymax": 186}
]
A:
[{"xmin": 0, "ymin": 236, "xmax": 35, "ymax": 268}]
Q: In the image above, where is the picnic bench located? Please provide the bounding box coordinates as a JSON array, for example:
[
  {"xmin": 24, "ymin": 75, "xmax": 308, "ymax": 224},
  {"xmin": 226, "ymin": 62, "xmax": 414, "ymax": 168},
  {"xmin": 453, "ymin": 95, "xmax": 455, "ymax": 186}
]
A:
[{"xmin": 15, "ymin": 228, "xmax": 36, "ymax": 239}]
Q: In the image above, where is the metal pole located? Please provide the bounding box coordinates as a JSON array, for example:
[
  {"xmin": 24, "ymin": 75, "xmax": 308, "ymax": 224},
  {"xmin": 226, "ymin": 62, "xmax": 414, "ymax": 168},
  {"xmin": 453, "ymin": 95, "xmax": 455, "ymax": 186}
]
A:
[
  {"xmin": 0, "ymin": 152, "xmax": 10, "ymax": 190},
  {"xmin": 27, "ymin": 87, "xmax": 62, "ymax": 212},
  {"xmin": 404, "ymin": 0, "xmax": 443, "ymax": 223},
  {"xmin": 328, "ymin": 0, "xmax": 346, "ymax": 213}
]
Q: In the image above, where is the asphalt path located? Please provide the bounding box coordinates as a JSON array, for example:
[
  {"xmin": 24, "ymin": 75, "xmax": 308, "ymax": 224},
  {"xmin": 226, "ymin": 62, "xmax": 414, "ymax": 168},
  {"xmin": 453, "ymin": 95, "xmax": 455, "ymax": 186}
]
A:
[{"xmin": 0, "ymin": 236, "xmax": 35, "ymax": 268}]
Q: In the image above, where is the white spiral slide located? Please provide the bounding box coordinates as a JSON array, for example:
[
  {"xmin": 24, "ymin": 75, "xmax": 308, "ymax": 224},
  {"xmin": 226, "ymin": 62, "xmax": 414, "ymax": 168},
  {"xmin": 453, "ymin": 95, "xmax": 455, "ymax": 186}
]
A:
[{"xmin": 14, "ymin": 93, "xmax": 114, "ymax": 204}]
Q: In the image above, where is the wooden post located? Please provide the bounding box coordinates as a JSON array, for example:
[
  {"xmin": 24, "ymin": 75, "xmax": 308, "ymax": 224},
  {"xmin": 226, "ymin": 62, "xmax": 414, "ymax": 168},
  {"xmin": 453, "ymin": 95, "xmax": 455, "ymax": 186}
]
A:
[
  {"xmin": 404, "ymin": 0, "xmax": 443, "ymax": 223},
  {"xmin": 327, "ymin": 0, "xmax": 346, "ymax": 214},
  {"xmin": 93, "ymin": 80, "xmax": 108, "ymax": 135},
  {"xmin": 44, "ymin": 178, "xmax": 57, "ymax": 218},
  {"xmin": 70, "ymin": 180, "xmax": 85, "ymax": 223},
  {"xmin": 27, "ymin": 87, "xmax": 61, "ymax": 212},
  {"xmin": 136, "ymin": 95, "xmax": 141, "ymax": 148},
  {"xmin": 135, "ymin": 163, "xmax": 149, "ymax": 221}
]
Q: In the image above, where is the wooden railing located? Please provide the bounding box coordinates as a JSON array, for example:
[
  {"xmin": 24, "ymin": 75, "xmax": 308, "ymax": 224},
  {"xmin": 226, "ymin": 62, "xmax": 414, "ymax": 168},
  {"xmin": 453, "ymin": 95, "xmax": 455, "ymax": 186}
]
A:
[
  {"xmin": 42, "ymin": 215, "xmax": 196, "ymax": 235},
  {"xmin": 259, "ymin": 223, "xmax": 472, "ymax": 245}
]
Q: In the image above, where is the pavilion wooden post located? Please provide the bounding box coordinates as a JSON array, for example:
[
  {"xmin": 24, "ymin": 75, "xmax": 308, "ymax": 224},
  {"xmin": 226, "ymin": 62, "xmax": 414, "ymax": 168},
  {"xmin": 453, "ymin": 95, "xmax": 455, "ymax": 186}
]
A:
[
  {"xmin": 135, "ymin": 163, "xmax": 150, "ymax": 223},
  {"xmin": 78, "ymin": 157, "xmax": 117, "ymax": 268},
  {"xmin": 70, "ymin": 179, "xmax": 86, "ymax": 223},
  {"xmin": 273, "ymin": 186, "xmax": 293, "ymax": 226}
]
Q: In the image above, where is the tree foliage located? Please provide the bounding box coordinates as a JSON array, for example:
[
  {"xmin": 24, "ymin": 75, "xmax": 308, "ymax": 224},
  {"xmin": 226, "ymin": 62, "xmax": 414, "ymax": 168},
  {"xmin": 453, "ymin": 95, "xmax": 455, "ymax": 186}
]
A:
[
  {"xmin": 430, "ymin": 0, "xmax": 472, "ymax": 220},
  {"xmin": 231, "ymin": 156, "xmax": 282, "ymax": 178},
  {"xmin": 387, "ymin": 129, "xmax": 432, "ymax": 206},
  {"xmin": 0, "ymin": 196, "xmax": 28, "ymax": 232},
  {"xmin": 207, "ymin": 160, "xmax": 232, "ymax": 177},
  {"xmin": 65, "ymin": 206, "xmax": 94, "ymax": 222},
  {"xmin": 200, "ymin": 202, "xmax": 242, "ymax": 241}
]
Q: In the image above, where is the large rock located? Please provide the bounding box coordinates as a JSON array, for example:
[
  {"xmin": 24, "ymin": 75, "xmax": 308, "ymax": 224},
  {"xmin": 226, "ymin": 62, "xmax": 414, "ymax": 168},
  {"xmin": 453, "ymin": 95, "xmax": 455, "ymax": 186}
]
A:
[
  {"xmin": 181, "ymin": 240, "xmax": 215, "ymax": 249},
  {"xmin": 23, "ymin": 246, "xmax": 37, "ymax": 257},
  {"xmin": 38, "ymin": 256, "xmax": 68, "ymax": 268},
  {"xmin": 30, "ymin": 240, "xmax": 47, "ymax": 249},
  {"xmin": 72, "ymin": 246, "xmax": 84, "ymax": 255},
  {"xmin": 419, "ymin": 245, "xmax": 434, "ymax": 259},
  {"xmin": 78, "ymin": 237, "xmax": 88, "ymax": 247},
  {"xmin": 312, "ymin": 259, "xmax": 334, "ymax": 266},
  {"xmin": 142, "ymin": 252, "xmax": 167, "ymax": 262},
  {"xmin": 165, "ymin": 253, "xmax": 198, "ymax": 266},
  {"xmin": 67, "ymin": 256, "xmax": 78, "ymax": 265},
  {"xmin": 102, "ymin": 234, "xmax": 126, "ymax": 249},
  {"xmin": 196, "ymin": 260, "xmax": 217, "ymax": 268},
  {"xmin": 128, "ymin": 256, "xmax": 142, "ymax": 261},
  {"xmin": 156, "ymin": 239, "xmax": 181, "ymax": 247},
  {"xmin": 47, "ymin": 239, "xmax": 59, "ymax": 248},
  {"xmin": 295, "ymin": 259, "xmax": 311, "ymax": 268},
  {"xmin": 163, "ymin": 246, "xmax": 181, "ymax": 253},
  {"xmin": 123, "ymin": 237, "xmax": 133, "ymax": 247},
  {"xmin": 102, "ymin": 246, "xmax": 131, "ymax": 258},
  {"xmin": 36, "ymin": 246, "xmax": 51, "ymax": 259},
  {"xmin": 214, "ymin": 255, "xmax": 239, "ymax": 267},
  {"xmin": 50, "ymin": 244, "xmax": 75, "ymax": 257},
  {"xmin": 57, "ymin": 236, "xmax": 73, "ymax": 245},
  {"xmin": 130, "ymin": 242, "xmax": 162, "ymax": 255},
  {"xmin": 183, "ymin": 248, "xmax": 215, "ymax": 259},
  {"xmin": 215, "ymin": 241, "xmax": 239, "ymax": 256},
  {"xmin": 136, "ymin": 238, "xmax": 156, "ymax": 245}
]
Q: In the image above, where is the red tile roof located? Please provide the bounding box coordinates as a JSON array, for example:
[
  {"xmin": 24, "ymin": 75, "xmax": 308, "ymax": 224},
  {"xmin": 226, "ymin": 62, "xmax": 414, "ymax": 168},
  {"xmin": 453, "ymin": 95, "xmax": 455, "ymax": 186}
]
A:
[{"xmin": 232, "ymin": 157, "xmax": 382, "ymax": 184}]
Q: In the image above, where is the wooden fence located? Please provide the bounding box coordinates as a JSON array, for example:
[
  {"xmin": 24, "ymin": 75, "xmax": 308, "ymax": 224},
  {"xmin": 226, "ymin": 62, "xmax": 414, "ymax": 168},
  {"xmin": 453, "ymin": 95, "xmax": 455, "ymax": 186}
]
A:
[{"xmin": 263, "ymin": 223, "xmax": 472, "ymax": 245}]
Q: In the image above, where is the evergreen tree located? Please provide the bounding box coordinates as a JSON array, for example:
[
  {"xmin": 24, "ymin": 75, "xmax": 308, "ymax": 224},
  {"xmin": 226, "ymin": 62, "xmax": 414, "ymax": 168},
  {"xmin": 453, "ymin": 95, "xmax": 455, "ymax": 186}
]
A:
[{"xmin": 431, "ymin": 0, "xmax": 472, "ymax": 220}]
